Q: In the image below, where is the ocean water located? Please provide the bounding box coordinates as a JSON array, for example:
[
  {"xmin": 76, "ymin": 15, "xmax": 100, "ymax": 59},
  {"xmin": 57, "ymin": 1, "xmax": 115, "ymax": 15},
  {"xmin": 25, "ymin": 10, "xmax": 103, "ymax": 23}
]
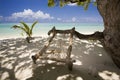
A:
[{"xmin": 0, "ymin": 23, "xmax": 104, "ymax": 40}]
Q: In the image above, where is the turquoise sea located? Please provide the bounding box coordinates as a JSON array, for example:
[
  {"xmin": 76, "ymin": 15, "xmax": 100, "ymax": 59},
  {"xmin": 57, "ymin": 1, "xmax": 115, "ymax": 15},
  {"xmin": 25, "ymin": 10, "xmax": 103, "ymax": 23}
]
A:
[{"xmin": 0, "ymin": 23, "xmax": 104, "ymax": 40}]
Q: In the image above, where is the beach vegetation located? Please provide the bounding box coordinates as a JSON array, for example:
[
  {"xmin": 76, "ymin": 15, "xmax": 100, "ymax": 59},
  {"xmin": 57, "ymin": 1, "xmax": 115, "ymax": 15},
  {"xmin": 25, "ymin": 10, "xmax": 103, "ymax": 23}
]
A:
[{"xmin": 12, "ymin": 21, "xmax": 38, "ymax": 43}]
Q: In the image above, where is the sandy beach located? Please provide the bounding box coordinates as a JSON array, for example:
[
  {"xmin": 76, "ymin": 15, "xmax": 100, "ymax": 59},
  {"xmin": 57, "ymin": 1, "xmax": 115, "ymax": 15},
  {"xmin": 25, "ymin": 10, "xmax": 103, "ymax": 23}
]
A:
[{"xmin": 0, "ymin": 35, "xmax": 120, "ymax": 80}]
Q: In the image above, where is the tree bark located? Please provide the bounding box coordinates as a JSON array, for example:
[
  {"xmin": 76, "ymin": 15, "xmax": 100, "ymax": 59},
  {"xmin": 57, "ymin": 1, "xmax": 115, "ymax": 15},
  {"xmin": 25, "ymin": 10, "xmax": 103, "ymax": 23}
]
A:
[{"xmin": 97, "ymin": 0, "xmax": 120, "ymax": 68}]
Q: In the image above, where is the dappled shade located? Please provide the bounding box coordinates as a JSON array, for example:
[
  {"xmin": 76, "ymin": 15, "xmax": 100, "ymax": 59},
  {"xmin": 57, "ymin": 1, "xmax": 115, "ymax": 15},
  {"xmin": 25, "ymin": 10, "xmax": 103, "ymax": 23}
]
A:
[{"xmin": 0, "ymin": 35, "xmax": 120, "ymax": 80}]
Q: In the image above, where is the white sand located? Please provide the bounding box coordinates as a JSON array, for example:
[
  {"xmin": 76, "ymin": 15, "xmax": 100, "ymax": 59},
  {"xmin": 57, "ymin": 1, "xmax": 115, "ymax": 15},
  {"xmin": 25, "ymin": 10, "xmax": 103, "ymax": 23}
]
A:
[{"xmin": 0, "ymin": 35, "xmax": 120, "ymax": 80}]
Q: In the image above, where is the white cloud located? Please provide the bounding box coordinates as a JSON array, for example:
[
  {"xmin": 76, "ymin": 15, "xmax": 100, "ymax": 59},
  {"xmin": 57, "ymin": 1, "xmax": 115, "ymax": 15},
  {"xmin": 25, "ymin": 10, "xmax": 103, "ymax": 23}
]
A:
[
  {"xmin": 61, "ymin": 17, "xmax": 102, "ymax": 23},
  {"xmin": 72, "ymin": 17, "xmax": 76, "ymax": 22},
  {"xmin": 62, "ymin": 20, "xmax": 71, "ymax": 23},
  {"xmin": 0, "ymin": 16, "xmax": 3, "ymax": 18},
  {"xmin": 67, "ymin": 3, "xmax": 77, "ymax": 6},
  {"xmin": 6, "ymin": 9, "xmax": 54, "ymax": 22},
  {"xmin": 0, "ymin": 16, "xmax": 3, "ymax": 21},
  {"xmin": 62, "ymin": 17, "xmax": 77, "ymax": 23},
  {"xmin": 78, "ymin": 17, "xmax": 103, "ymax": 23},
  {"xmin": 57, "ymin": 18, "xmax": 61, "ymax": 21}
]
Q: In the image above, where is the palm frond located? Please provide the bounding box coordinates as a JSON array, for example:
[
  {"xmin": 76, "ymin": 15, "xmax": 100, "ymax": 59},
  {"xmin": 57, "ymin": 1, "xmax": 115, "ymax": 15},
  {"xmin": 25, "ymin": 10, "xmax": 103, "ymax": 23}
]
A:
[
  {"xmin": 20, "ymin": 22, "xmax": 30, "ymax": 32},
  {"xmin": 20, "ymin": 21, "xmax": 31, "ymax": 37},
  {"xmin": 21, "ymin": 32, "xmax": 24, "ymax": 36},
  {"xmin": 12, "ymin": 25, "xmax": 20, "ymax": 29},
  {"xmin": 12, "ymin": 25, "xmax": 29, "ymax": 36},
  {"xmin": 30, "ymin": 21, "xmax": 38, "ymax": 35},
  {"xmin": 12, "ymin": 21, "xmax": 37, "ymax": 38},
  {"xmin": 12, "ymin": 25, "xmax": 24, "ymax": 31}
]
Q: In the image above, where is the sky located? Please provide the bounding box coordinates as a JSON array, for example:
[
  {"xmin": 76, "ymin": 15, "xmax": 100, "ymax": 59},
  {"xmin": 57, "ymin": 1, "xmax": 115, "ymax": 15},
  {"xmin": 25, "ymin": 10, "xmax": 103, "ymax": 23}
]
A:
[{"xmin": 0, "ymin": 0, "xmax": 103, "ymax": 23}]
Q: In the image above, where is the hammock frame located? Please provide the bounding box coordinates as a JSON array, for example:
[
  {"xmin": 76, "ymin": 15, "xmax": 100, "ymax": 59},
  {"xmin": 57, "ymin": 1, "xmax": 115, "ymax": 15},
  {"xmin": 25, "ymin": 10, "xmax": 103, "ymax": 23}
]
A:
[{"xmin": 32, "ymin": 27, "xmax": 76, "ymax": 71}]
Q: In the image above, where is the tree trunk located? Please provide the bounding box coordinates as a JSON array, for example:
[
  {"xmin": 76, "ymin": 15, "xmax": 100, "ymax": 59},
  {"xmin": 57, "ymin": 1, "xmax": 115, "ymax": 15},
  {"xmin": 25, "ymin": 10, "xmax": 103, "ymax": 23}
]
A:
[{"xmin": 97, "ymin": 0, "xmax": 120, "ymax": 68}]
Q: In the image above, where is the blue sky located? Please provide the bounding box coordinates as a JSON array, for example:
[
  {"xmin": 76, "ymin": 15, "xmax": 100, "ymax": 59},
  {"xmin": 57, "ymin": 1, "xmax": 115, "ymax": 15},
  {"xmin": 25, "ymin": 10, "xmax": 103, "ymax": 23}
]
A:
[{"xmin": 0, "ymin": 0, "xmax": 103, "ymax": 23}]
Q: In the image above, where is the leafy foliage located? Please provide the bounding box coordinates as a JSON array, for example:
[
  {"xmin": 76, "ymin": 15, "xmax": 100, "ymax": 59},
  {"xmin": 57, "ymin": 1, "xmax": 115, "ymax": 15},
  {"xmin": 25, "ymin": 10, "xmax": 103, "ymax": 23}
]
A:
[
  {"xmin": 60, "ymin": 0, "xmax": 65, "ymax": 7},
  {"xmin": 48, "ymin": 0, "xmax": 96, "ymax": 10},
  {"xmin": 12, "ymin": 21, "xmax": 38, "ymax": 38},
  {"xmin": 48, "ymin": 0, "xmax": 55, "ymax": 7}
]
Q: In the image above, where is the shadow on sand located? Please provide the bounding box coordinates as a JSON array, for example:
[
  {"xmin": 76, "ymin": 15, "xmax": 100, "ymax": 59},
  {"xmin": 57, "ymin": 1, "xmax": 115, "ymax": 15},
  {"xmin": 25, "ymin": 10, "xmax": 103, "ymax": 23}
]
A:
[
  {"xmin": 26, "ymin": 63, "xmax": 103, "ymax": 80},
  {"xmin": 0, "ymin": 36, "xmax": 120, "ymax": 80}
]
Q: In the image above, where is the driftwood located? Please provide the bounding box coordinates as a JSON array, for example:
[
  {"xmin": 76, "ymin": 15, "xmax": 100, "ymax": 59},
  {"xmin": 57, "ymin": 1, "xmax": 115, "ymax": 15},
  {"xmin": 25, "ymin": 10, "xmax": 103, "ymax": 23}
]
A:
[
  {"xmin": 32, "ymin": 27, "xmax": 104, "ymax": 64},
  {"xmin": 66, "ymin": 27, "xmax": 74, "ymax": 59},
  {"xmin": 39, "ymin": 57, "xmax": 75, "ymax": 63},
  {"xmin": 40, "ymin": 57, "xmax": 66, "ymax": 63},
  {"xmin": 32, "ymin": 27, "xmax": 56, "ymax": 63},
  {"xmin": 48, "ymin": 27, "xmax": 104, "ymax": 40}
]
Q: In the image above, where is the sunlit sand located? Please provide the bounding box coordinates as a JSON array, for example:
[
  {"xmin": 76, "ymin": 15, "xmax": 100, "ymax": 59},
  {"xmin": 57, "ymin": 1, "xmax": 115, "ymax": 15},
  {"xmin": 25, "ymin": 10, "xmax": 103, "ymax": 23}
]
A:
[{"xmin": 0, "ymin": 35, "xmax": 120, "ymax": 80}]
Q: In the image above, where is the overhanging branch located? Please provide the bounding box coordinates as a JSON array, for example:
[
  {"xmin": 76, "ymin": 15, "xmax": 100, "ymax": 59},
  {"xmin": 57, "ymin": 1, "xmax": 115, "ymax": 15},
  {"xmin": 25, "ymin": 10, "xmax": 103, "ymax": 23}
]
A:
[
  {"xmin": 48, "ymin": 27, "xmax": 104, "ymax": 40},
  {"xmin": 75, "ymin": 31, "xmax": 104, "ymax": 40}
]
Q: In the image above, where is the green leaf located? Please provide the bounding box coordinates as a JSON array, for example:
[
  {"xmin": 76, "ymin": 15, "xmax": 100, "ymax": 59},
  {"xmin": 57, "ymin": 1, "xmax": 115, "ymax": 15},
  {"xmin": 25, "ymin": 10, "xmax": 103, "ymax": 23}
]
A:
[
  {"xmin": 20, "ymin": 22, "xmax": 30, "ymax": 31},
  {"xmin": 12, "ymin": 25, "xmax": 19, "ymax": 29},
  {"xmin": 83, "ymin": 0, "xmax": 90, "ymax": 10},
  {"xmin": 47, "ymin": 0, "xmax": 94, "ymax": 11},
  {"xmin": 12, "ymin": 21, "xmax": 37, "ymax": 39},
  {"xmin": 84, "ymin": 3, "xmax": 89, "ymax": 10},
  {"xmin": 30, "ymin": 21, "xmax": 38, "ymax": 36},
  {"xmin": 48, "ymin": 0, "xmax": 55, "ymax": 7},
  {"xmin": 12, "ymin": 25, "xmax": 28, "ymax": 35},
  {"xmin": 93, "ymin": 2, "xmax": 97, "ymax": 6},
  {"xmin": 21, "ymin": 32, "xmax": 24, "ymax": 36},
  {"xmin": 87, "ymin": 0, "xmax": 91, "ymax": 3},
  {"xmin": 77, "ymin": 2, "xmax": 84, "ymax": 6},
  {"xmin": 20, "ymin": 21, "xmax": 30, "ymax": 36},
  {"xmin": 59, "ymin": 0, "xmax": 64, "ymax": 7}
]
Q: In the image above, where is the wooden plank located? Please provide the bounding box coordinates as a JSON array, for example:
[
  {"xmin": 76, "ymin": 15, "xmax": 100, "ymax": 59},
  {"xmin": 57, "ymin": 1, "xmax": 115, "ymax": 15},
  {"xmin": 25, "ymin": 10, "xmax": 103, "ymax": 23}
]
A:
[
  {"xmin": 39, "ymin": 57, "xmax": 66, "ymax": 63},
  {"xmin": 33, "ymin": 27, "xmax": 56, "ymax": 60},
  {"xmin": 66, "ymin": 27, "xmax": 75, "ymax": 59}
]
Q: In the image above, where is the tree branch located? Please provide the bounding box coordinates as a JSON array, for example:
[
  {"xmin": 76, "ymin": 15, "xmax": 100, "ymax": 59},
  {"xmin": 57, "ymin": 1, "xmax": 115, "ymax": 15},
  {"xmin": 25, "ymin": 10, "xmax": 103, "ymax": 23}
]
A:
[
  {"xmin": 74, "ymin": 31, "xmax": 104, "ymax": 40},
  {"xmin": 48, "ymin": 27, "xmax": 104, "ymax": 40}
]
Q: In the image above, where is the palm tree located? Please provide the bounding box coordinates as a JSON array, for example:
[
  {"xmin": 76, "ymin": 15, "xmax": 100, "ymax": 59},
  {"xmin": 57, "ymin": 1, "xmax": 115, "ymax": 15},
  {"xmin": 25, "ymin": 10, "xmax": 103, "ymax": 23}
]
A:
[{"xmin": 12, "ymin": 21, "xmax": 38, "ymax": 43}]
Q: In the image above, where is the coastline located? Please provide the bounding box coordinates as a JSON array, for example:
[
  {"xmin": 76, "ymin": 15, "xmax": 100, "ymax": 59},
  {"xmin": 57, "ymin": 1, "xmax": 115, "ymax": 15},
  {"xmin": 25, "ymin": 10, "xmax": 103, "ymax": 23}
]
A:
[
  {"xmin": 0, "ymin": 35, "xmax": 120, "ymax": 80},
  {"xmin": 0, "ymin": 31, "xmax": 101, "ymax": 40},
  {"xmin": 0, "ymin": 22, "xmax": 104, "ymax": 40}
]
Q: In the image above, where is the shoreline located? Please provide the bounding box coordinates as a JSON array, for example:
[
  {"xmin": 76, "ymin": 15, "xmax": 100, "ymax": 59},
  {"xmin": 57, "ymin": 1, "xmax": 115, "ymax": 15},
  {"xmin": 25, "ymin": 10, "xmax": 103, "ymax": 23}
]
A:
[
  {"xmin": 0, "ymin": 31, "xmax": 102, "ymax": 40},
  {"xmin": 0, "ymin": 22, "xmax": 104, "ymax": 40},
  {"xmin": 0, "ymin": 35, "xmax": 48, "ymax": 40}
]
